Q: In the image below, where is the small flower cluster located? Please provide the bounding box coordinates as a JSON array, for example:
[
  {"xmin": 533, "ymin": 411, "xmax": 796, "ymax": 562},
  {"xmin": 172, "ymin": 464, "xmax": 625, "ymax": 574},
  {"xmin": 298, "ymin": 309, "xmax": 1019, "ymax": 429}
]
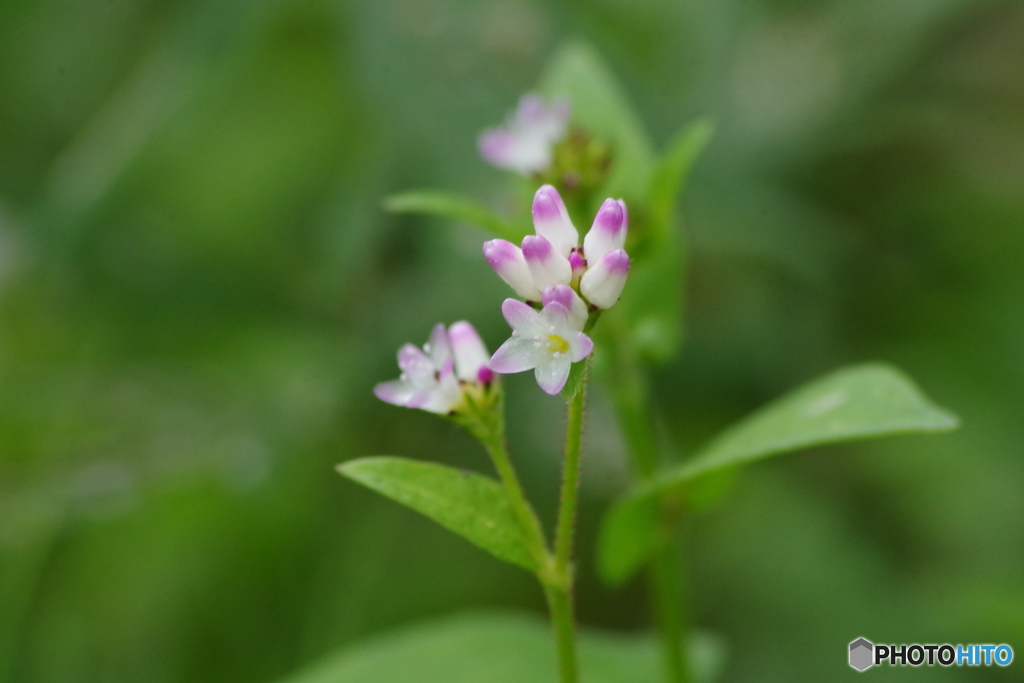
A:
[
  {"xmin": 374, "ymin": 322, "xmax": 493, "ymax": 415},
  {"xmin": 377, "ymin": 96, "xmax": 631, "ymax": 404},
  {"xmin": 478, "ymin": 94, "xmax": 570, "ymax": 176},
  {"xmin": 484, "ymin": 185, "xmax": 629, "ymax": 309},
  {"xmin": 484, "ymin": 185, "xmax": 629, "ymax": 394}
]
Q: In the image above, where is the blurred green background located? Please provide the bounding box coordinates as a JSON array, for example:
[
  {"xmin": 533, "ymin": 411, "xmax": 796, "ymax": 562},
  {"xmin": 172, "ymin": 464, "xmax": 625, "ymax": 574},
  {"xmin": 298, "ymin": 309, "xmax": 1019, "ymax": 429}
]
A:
[{"xmin": 1, "ymin": 0, "xmax": 1022, "ymax": 681}]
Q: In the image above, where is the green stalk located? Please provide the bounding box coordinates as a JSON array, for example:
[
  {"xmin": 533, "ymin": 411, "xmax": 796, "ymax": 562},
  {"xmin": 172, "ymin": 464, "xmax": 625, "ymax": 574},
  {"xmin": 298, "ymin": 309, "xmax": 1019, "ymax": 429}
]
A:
[
  {"xmin": 547, "ymin": 363, "xmax": 590, "ymax": 683},
  {"xmin": 470, "ymin": 382, "xmax": 550, "ymax": 570},
  {"xmin": 467, "ymin": 377, "xmax": 581, "ymax": 683},
  {"xmin": 555, "ymin": 378, "xmax": 587, "ymax": 573},
  {"xmin": 545, "ymin": 584, "xmax": 579, "ymax": 683},
  {"xmin": 481, "ymin": 431, "xmax": 549, "ymax": 568}
]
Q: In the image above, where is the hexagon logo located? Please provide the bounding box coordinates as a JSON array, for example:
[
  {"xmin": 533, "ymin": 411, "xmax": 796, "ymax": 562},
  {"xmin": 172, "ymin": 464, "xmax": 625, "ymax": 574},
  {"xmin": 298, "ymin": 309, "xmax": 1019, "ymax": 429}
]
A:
[{"xmin": 849, "ymin": 638, "xmax": 874, "ymax": 671}]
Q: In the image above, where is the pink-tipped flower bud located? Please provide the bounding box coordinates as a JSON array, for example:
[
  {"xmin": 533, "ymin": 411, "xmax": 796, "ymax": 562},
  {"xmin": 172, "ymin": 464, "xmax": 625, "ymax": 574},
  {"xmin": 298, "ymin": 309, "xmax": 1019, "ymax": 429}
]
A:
[
  {"xmin": 483, "ymin": 239, "xmax": 543, "ymax": 301},
  {"xmin": 541, "ymin": 284, "xmax": 588, "ymax": 331},
  {"xmin": 568, "ymin": 250, "xmax": 585, "ymax": 271},
  {"xmin": 448, "ymin": 321, "xmax": 492, "ymax": 383},
  {"xmin": 522, "ymin": 234, "xmax": 572, "ymax": 290},
  {"xmin": 580, "ymin": 249, "xmax": 629, "ymax": 309},
  {"xmin": 532, "ymin": 185, "xmax": 579, "ymax": 257},
  {"xmin": 582, "ymin": 198, "xmax": 628, "ymax": 265}
]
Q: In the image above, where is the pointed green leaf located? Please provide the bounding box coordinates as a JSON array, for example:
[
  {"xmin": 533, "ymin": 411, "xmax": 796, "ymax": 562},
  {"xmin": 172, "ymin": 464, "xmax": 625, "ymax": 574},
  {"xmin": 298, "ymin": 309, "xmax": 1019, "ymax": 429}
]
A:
[
  {"xmin": 337, "ymin": 457, "xmax": 537, "ymax": 572},
  {"xmin": 539, "ymin": 42, "xmax": 655, "ymax": 201},
  {"xmin": 612, "ymin": 231, "xmax": 685, "ymax": 363},
  {"xmin": 644, "ymin": 364, "xmax": 958, "ymax": 494},
  {"xmin": 603, "ymin": 120, "xmax": 712, "ymax": 363},
  {"xmin": 597, "ymin": 468, "xmax": 738, "ymax": 586},
  {"xmin": 599, "ymin": 364, "xmax": 958, "ymax": 584},
  {"xmin": 275, "ymin": 611, "xmax": 726, "ymax": 683},
  {"xmin": 383, "ymin": 191, "xmax": 527, "ymax": 242},
  {"xmin": 647, "ymin": 118, "xmax": 715, "ymax": 240}
]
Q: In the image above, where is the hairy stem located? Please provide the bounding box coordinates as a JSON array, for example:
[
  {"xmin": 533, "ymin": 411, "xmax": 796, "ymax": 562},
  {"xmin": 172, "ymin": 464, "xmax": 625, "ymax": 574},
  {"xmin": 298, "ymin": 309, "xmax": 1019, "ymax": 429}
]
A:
[
  {"xmin": 545, "ymin": 585, "xmax": 579, "ymax": 683},
  {"xmin": 483, "ymin": 435, "xmax": 549, "ymax": 568},
  {"xmin": 477, "ymin": 384, "xmax": 549, "ymax": 568},
  {"xmin": 555, "ymin": 367, "xmax": 588, "ymax": 574},
  {"xmin": 547, "ymin": 361, "xmax": 590, "ymax": 683}
]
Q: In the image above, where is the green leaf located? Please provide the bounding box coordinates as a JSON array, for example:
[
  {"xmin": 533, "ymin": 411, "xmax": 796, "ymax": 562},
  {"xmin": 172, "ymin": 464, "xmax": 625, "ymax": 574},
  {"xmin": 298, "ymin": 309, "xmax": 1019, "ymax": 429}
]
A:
[
  {"xmin": 644, "ymin": 363, "xmax": 958, "ymax": 494},
  {"xmin": 597, "ymin": 495, "xmax": 661, "ymax": 586},
  {"xmin": 599, "ymin": 364, "xmax": 958, "ymax": 584},
  {"xmin": 613, "ymin": 233, "xmax": 684, "ymax": 363},
  {"xmin": 605, "ymin": 120, "xmax": 712, "ymax": 363},
  {"xmin": 539, "ymin": 42, "xmax": 655, "ymax": 202},
  {"xmin": 647, "ymin": 118, "xmax": 715, "ymax": 240},
  {"xmin": 382, "ymin": 191, "xmax": 527, "ymax": 242},
  {"xmin": 275, "ymin": 611, "xmax": 726, "ymax": 683},
  {"xmin": 337, "ymin": 457, "xmax": 537, "ymax": 572}
]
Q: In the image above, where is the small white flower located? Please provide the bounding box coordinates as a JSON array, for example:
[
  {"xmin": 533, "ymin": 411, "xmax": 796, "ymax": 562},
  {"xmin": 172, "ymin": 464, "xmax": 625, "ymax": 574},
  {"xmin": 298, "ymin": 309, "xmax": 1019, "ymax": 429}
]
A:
[
  {"xmin": 490, "ymin": 299, "xmax": 594, "ymax": 395},
  {"xmin": 478, "ymin": 94, "xmax": 571, "ymax": 175},
  {"xmin": 375, "ymin": 322, "xmax": 493, "ymax": 413}
]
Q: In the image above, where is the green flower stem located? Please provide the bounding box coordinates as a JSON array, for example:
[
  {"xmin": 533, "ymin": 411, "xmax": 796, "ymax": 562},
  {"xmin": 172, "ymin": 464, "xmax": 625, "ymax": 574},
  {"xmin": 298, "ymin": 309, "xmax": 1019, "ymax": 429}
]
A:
[
  {"xmin": 555, "ymin": 365, "xmax": 588, "ymax": 574},
  {"xmin": 545, "ymin": 362, "xmax": 590, "ymax": 683},
  {"xmin": 475, "ymin": 384, "xmax": 550, "ymax": 569},
  {"xmin": 545, "ymin": 584, "xmax": 579, "ymax": 683},
  {"xmin": 468, "ymin": 373, "xmax": 586, "ymax": 683}
]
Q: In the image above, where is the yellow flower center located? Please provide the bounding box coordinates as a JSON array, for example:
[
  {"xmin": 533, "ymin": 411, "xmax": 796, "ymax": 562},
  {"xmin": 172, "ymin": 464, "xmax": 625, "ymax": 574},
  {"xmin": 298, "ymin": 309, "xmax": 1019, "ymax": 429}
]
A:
[{"xmin": 546, "ymin": 334, "xmax": 570, "ymax": 355}]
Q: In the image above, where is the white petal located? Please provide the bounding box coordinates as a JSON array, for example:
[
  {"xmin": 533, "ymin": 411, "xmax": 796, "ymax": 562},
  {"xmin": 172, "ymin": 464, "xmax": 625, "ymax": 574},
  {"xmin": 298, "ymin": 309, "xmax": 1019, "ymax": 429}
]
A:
[
  {"xmin": 397, "ymin": 344, "xmax": 435, "ymax": 382},
  {"xmin": 568, "ymin": 331, "xmax": 594, "ymax": 363},
  {"xmin": 425, "ymin": 324, "xmax": 451, "ymax": 369},
  {"xmin": 374, "ymin": 379, "xmax": 417, "ymax": 406},
  {"xmin": 419, "ymin": 369, "xmax": 461, "ymax": 414},
  {"xmin": 448, "ymin": 321, "xmax": 490, "ymax": 382},
  {"xmin": 534, "ymin": 356, "xmax": 572, "ymax": 395},
  {"xmin": 501, "ymin": 298, "xmax": 544, "ymax": 336},
  {"xmin": 538, "ymin": 300, "xmax": 572, "ymax": 336},
  {"xmin": 490, "ymin": 336, "xmax": 543, "ymax": 374}
]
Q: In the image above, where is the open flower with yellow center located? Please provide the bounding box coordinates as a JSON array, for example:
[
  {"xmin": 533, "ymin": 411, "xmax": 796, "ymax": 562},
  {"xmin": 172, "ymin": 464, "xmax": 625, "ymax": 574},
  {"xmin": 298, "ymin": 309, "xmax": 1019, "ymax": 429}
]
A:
[{"xmin": 489, "ymin": 298, "xmax": 593, "ymax": 395}]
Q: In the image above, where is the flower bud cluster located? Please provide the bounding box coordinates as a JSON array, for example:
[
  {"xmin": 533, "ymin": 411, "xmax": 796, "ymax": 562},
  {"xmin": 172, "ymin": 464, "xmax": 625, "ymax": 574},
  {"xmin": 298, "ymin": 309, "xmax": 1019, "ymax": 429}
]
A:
[
  {"xmin": 483, "ymin": 185, "xmax": 630, "ymax": 394},
  {"xmin": 484, "ymin": 185, "xmax": 630, "ymax": 311}
]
